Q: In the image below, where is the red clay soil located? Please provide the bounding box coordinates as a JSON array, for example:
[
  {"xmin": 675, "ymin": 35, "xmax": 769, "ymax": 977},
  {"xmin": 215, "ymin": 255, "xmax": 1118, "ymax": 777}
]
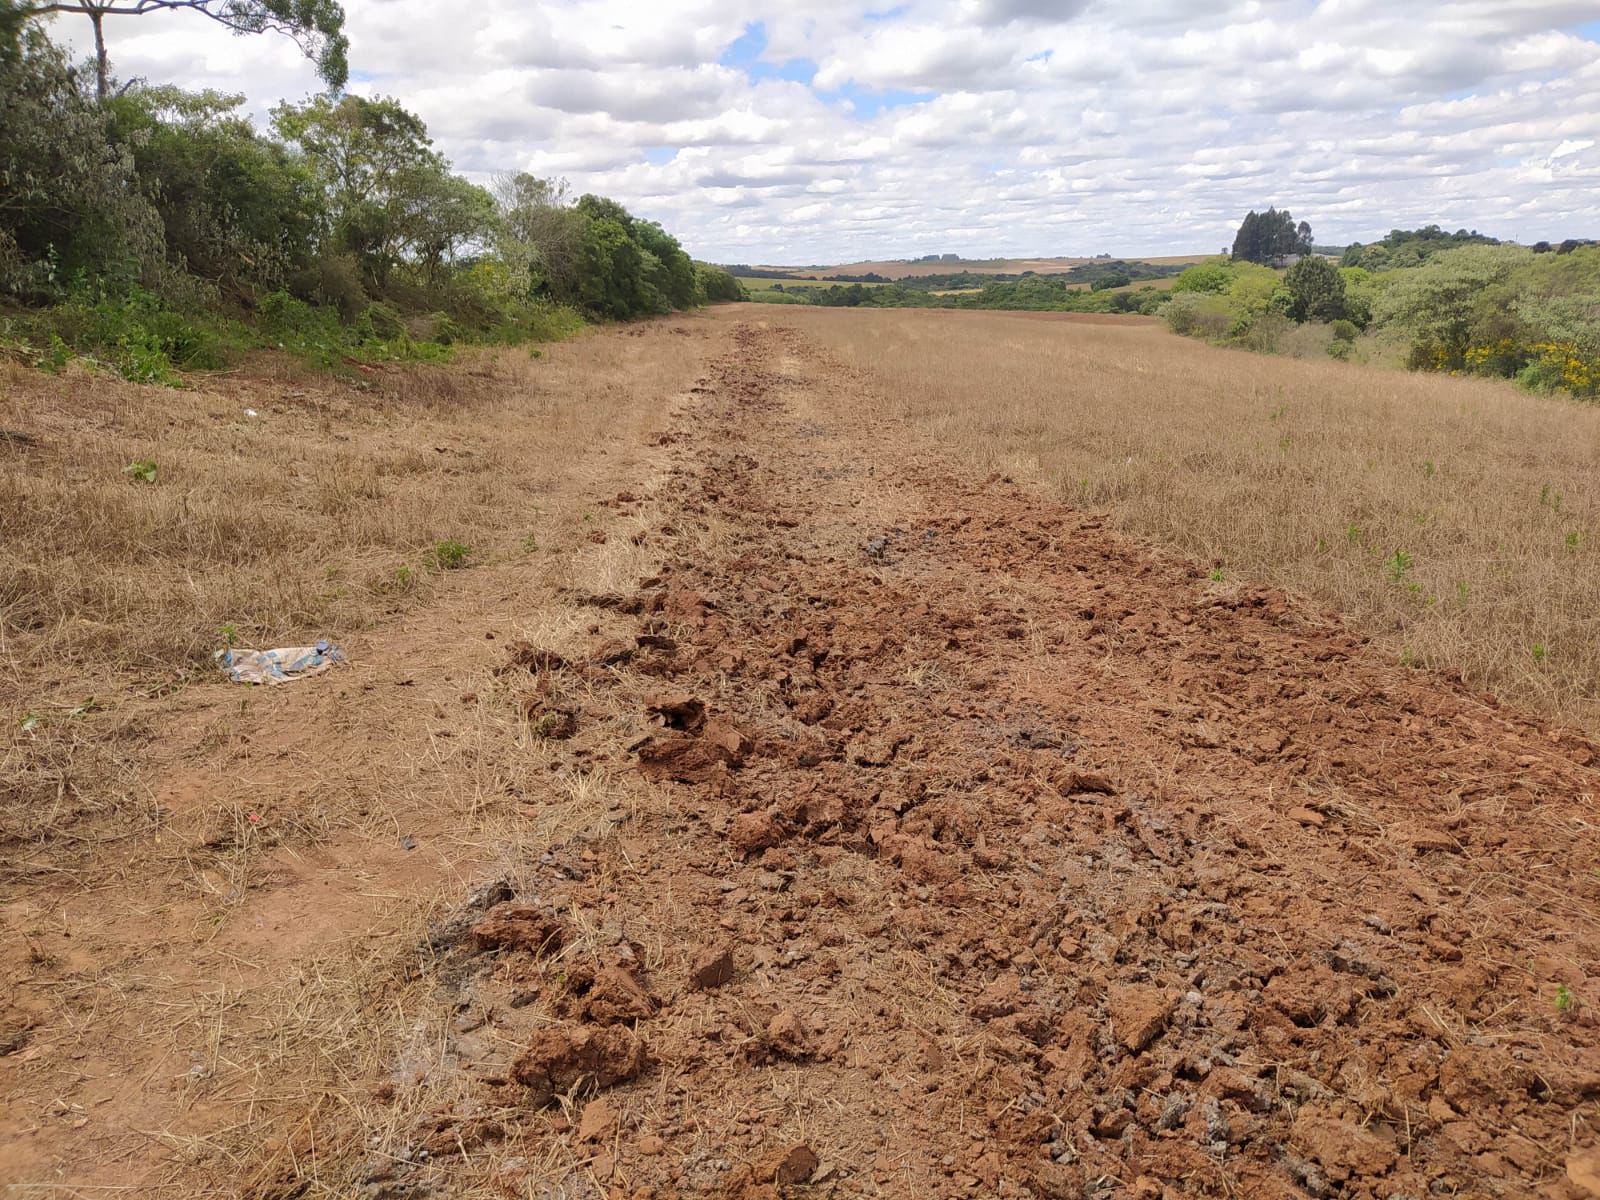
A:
[{"xmin": 328, "ymin": 321, "xmax": 1600, "ymax": 1198}]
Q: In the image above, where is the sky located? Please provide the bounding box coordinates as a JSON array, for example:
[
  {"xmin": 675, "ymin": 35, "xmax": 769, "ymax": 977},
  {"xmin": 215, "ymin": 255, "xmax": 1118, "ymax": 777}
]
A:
[{"xmin": 46, "ymin": 0, "xmax": 1600, "ymax": 264}]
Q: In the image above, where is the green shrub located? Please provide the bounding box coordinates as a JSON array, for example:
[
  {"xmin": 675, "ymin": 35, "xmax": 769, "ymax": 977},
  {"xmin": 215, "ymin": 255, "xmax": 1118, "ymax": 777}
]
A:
[
  {"xmin": 1171, "ymin": 260, "xmax": 1234, "ymax": 294},
  {"xmin": 362, "ymin": 301, "xmax": 405, "ymax": 340},
  {"xmin": 1236, "ymin": 312, "xmax": 1293, "ymax": 353},
  {"xmin": 259, "ymin": 289, "xmax": 347, "ymax": 368},
  {"xmin": 288, "ymin": 252, "xmax": 367, "ymax": 320},
  {"xmin": 1515, "ymin": 358, "xmax": 1568, "ymax": 394},
  {"xmin": 1330, "ymin": 319, "xmax": 1359, "ymax": 342},
  {"xmin": 1164, "ymin": 291, "xmax": 1233, "ymax": 339},
  {"xmin": 1282, "ymin": 257, "xmax": 1348, "ymax": 322},
  {"xmin": 422, "ymin": 312, "xmax": 465, "ymax": 345},
  {"xmin": 695, "ymin": 263, "xmax": 746, "ymax": 302},
  {"xmin": 23, "ymin": 284, "xmax": 239, "ymax": 383},
  {"xmin": 1136, "ymin": 289, "xmax": 1169, "ymax": 316},
  {"xmin": 487, "ymin": 300, "xmax": 586, "ymax": 344}
]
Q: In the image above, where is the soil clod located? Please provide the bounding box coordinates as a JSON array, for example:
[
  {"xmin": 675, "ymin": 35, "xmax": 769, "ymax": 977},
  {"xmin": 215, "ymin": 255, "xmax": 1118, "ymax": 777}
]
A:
[
  {"xmin": 470, "ymin": 904, "xmax": 567, "ymax": 957},
  {"xmin": 511, "ymin": 1025, "xmax": 647, "ymax": 1106},
  {"xmin": 583, "ymin": 965, "xmax": 656, "ymax": 1026},
  {"xmin": 688, "ymin": 944, "xmax": 736, "ymax": 991}
]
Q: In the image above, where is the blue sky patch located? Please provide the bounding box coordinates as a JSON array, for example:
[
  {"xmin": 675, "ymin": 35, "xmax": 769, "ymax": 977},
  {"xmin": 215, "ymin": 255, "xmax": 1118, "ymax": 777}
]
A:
[
  {"xmin": 720, "ymin": 19, "xmax": 930, "ymax": 115},
  {"xmin": 822, "ymin": 83, "xmax": 936, "ymax": 118},
  {"xmin": 721, "ymin": 21, "xmax": 818, "ymax": 84}
]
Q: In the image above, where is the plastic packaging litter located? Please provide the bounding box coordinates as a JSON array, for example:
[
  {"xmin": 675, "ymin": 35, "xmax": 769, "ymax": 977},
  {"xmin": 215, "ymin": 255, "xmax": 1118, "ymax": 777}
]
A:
[{"xmin": 216, "ymin": 639, "xmax": 343, "ymax": 684}]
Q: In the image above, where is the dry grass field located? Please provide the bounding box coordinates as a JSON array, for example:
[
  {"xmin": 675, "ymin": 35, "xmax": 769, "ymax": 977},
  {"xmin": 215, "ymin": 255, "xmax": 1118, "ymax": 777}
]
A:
[
  {"xmin": 5, "ymin": 311, "xmax": 1600, "ymax": 1199},
  {"xmin": 765, "ymin": 306, "xmax": 1600, "ymax": 732},
  {"xmin": 0, "ymin": 332, "xmax": 706, "ymax": 684}
]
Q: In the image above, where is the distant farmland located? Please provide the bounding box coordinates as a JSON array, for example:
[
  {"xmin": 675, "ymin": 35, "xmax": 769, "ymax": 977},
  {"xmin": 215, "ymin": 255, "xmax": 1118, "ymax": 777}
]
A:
[
  {"xmin": 740, "ymin": 276, "xmax": 887, "ymax": 290},
  {"xmin": 749, "ymin": 253, "xmax": 1216, "ymax": 281}
]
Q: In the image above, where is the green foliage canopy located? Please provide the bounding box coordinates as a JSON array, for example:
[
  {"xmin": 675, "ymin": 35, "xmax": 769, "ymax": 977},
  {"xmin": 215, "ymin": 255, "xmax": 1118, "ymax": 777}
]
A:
[
  {"xmin": 1373, "ymin": 244, "xmax": 1532, "ymax": 367},
  {"xmin": 1341, "ymin": 226, "xmax": 1498, "ymax": 272},
  {"xmin": 271, "ymin": 94, "xmax": 493, "ymax": 289}
]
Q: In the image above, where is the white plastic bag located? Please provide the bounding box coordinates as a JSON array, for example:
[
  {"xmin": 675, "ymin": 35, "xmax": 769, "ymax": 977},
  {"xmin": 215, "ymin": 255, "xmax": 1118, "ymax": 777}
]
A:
[{"xmin": 216, "ymin": 639, "xmax": 343, "ymax": 684}]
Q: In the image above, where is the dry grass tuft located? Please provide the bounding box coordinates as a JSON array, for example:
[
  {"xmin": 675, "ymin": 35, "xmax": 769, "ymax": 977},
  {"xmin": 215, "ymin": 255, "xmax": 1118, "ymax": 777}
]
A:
[{"xmin": 765, "ymin": 306, "xmax": 1600, "ymax": 731}]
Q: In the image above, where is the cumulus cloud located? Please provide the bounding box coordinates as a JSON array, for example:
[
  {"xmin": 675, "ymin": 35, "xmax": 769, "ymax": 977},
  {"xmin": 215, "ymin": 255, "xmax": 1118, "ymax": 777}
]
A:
[{"xmin": 42, "ymin": 0, "xmax": 1600, "ymax": 261}]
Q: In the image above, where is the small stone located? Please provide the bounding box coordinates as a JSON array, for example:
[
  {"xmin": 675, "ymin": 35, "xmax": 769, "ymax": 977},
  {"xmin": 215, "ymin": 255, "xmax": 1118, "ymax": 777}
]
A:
[
  {"xmin": 1062, "ymin": 770, "xmax": 1117, "ymax": 795},
  {"xmin": 470, "ymin": 904, "xmax": 566, "ymax": 956},
  {"xmin": 703, "ymin": 718, "xmax": 753, "ymax": 760},
  {"xmin": 583, "ymin": 965, "xmax": 655, "ymax": 1026},
  {"xmin": 1291, "ymin": 1103, "xmax": 1397, "ymax": 1178},
  {"xmin": 1398, "ymin": 824, "xmax": 1459, "ymax": 853},
  {"xmin": 971, "ymin": 972, "xmax": 1022, "ymax": 1020},
  {"xmin": 511, "ymin": 1025, "xmax": 646, "ymax": 1106},
  {"xmin": 646, "ymin": 693, "xmax": 705, "ymax": 730},
  {"xmin": 638, "ymin": 1134, "xmax": 666, "ymax": 1156}
]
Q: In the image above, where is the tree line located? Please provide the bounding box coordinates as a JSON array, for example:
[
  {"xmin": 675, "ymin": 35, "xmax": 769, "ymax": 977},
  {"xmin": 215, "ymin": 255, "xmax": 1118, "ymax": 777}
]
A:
[{"xmin": 1, "ymin": 1, "xmax": 742, "ymax": 381}]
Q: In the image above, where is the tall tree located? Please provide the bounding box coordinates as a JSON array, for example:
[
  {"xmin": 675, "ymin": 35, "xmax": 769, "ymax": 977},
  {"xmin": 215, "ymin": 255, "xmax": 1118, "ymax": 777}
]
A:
[
  {"xmin": 0, "ymin": 11, "xmax": 162, "ymax": 295},
  {"xmin": 2, "ymin": 0, "xmax": 29, "ymax": 54},
  {"xmin": 109, "ymin": 85, "xmax": 322, "ymax": 291},
  {"xmin": 493, "ymin": 173, "xmax": 585, "ymax": 299},
  {"xmin": 273, "ymin": 93, "xmax": 435, "ymax": 285},
  {"xmin": 1232, "ymin": 208, "xmax": 1313, "ymax": 264},
  {"xmin": 393, "ymin": 167, "xmax": 494, "ymax": 282},
  {"xmin": 23, "ymin": 0, "xmax": 347, "ymax": 99},
  {"xmin": 273, "ymin": 93, "xmax": 492, "ymax": 290},
  {"xmin": 1231, "ymin": 211, "xmax": 1261, "ymax": 263}
]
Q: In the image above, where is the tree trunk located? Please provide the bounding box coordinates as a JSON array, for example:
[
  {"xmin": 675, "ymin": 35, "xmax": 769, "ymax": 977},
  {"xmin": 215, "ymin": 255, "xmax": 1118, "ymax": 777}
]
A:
[{"xmin": 88, "ymin": 7, "xmax": 109, "ymax": 100}]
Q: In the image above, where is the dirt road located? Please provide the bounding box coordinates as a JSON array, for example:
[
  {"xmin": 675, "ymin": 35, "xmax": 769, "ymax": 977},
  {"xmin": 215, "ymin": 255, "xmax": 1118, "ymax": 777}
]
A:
[{"xmin": 6, "ymin": 313, "xmax": 1600, "ymax": 1198}]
